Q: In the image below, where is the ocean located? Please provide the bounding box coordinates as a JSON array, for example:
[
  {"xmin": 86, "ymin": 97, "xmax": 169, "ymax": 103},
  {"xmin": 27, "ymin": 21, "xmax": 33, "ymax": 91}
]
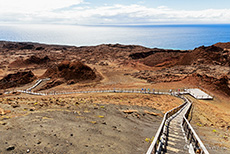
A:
[{"xmin": 0, "ymin": 24, "xmax": 230, "ymax": 50}]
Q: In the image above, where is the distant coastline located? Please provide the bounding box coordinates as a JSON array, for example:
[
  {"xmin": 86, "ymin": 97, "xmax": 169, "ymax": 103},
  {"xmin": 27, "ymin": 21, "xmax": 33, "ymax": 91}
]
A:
[
  {"xmin": 82, "ymin": 23, "xmax": 230, "ymax": 27},
  {"xmin": 0, "ymin": 24, "xmax": 230, "ymax": 50}
]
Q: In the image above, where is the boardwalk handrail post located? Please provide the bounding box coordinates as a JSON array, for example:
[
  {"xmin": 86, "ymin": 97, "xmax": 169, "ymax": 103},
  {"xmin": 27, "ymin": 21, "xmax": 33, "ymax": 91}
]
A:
[
  {"xmin": 16, "ymin": 86, "xmax": 210, "ymax": 154},
  {"xmin": 147, "ymin": 96, "xmax": 209, "ymax": 154},
  {"xmin": 182, "ymin": 98, "xmax": 209, "ymax": 154},
  {"xmin": 146, "ymin": 96, "xmax": 187, "ymax": 154}
]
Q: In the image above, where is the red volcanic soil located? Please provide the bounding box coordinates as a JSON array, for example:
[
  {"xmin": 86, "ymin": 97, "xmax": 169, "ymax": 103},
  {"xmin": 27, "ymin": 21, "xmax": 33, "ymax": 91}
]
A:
[
  {"xmin": 0, "ymin": 71, "xmax": 36, "ymax": 89},
  {"xmin": 184, "ymin": 73, "xmax": 230, "ymax": 96},
  {"xmin": 0, "ymin": 41, "xmax": 230, "ymax": 95},
  {"xmin": 178, "ymin": 45, "xmax": 230, "ymax": 66},
  {"xmin": 142, "ymin": 51, "xmax": 185, "ymax": 67},
  {"xmin": 9, "ymin": 55, "xmax": 50, "ymax": 68},
  {"xmin": 129, "ymin": 49, "xmax": 187, "ymax": 67}
]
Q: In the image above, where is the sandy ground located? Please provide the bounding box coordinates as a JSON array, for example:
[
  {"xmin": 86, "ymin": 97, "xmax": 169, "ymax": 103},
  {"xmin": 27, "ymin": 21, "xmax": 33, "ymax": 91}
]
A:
[
  {"xmin": 188, "ymin": 95, "xmax": 230, "ymax": 154},
  {"xmin": 0, "ymin": 93, "xmax": 182, "ymax": 153}
]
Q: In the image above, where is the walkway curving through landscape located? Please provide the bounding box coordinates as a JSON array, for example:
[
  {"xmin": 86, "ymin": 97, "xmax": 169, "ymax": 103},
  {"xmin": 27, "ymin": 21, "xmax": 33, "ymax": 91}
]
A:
[
  {"xmin": 26, "ymin": 78, "xmax": 50, "ymax": 91},
  {"xmin": 13, "ymin": 80, "xmax": 211, "ymax": 154},
  {"xmin": 15, "ymin": 79, "xmax": 214, "ymax": 100},
  {"xmin": 146, "ymin": 96, "xmax": 209, "ymax": 154}
]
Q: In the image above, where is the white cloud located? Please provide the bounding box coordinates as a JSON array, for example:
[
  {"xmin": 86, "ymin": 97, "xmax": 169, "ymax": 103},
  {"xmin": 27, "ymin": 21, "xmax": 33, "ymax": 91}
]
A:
[
  {"xmin": 61, "ymin": 5, "xmax": 230, "ymax": 24},
  {"xmin": 157, "ymin": 6, "xmax": 170, "ymax": 10},
  {"xmin": 0, "ymin": 3, "xmax": 230, "ymax": 24},
  {"xmin": 0, "ymin": 0, "xmax": 83, "ymax": 13}
]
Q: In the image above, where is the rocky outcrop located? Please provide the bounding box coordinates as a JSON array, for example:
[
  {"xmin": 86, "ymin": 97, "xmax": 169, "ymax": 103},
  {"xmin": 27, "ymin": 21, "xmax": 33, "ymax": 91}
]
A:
[
  {"xmin": 2, "ymin": 42, "xmax": 35, "ymax": 50},
  {"xmin": 0, "ymin": 71, "xmax": 36, "ymax": 89},
  {"xmin": 129, "ymin": 44, "xmax": 230, "ymax": 67},
  {"xmin": 185, "ymin": 73, "xmax": 230, "ymax": 96},
  {"xmin": 129, "ymin": 48, "xmax": 162, "ymax": 59},
  {"xmin": 38, "ymin": 61, "xmax": 99, "ymax": 90},
  {"xmin": 214, "ymin": 42, "xmax": 230, "ymax": 50},
  {"xmin": 42, "ymin": 61, "xmax": 97, "ymax": 82},
  {"xmin": 129, "ymin": 49, "xmax": 187, "ymax": 67},
  {"xmin": 9, "ymin": 55, "xmax": 50, "ymax": 68},
  {"xmin": 178, "ymin": 45, "xmax": 230, "ymax": 66},
  {"xmin": 38, "ymin": 79, "xmax": 64, "ymax": 91}
]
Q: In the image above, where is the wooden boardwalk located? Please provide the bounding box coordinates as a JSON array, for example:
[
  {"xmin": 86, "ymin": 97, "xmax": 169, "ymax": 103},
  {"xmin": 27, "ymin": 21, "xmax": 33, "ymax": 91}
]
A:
[
  {"xmin": 12, "ymin": 82, "xmax": 210, "ymax": 154},
  {"xmin": 164, "ymin": 104, "xmax": 190, "ymax": 154}
]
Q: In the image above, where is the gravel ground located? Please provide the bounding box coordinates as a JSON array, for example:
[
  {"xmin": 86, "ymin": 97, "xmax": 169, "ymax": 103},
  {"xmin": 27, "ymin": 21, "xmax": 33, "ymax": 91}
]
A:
[{"xmin": 0, "ymin": 96, "xmax": 163, "ymax": 154}]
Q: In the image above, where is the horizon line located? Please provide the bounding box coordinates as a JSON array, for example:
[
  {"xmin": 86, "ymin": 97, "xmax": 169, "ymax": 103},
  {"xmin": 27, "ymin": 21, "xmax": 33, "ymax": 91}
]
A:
[{"xmin": 1, "ymin": 23, "xmax": 230, "ymax": 27}]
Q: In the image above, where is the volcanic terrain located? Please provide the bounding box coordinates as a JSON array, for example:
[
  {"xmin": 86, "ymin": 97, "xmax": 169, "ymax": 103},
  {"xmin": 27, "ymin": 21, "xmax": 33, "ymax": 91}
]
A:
[{"xmin": 0, "ymin": 41, "xmax": 229, "ymax": 153}]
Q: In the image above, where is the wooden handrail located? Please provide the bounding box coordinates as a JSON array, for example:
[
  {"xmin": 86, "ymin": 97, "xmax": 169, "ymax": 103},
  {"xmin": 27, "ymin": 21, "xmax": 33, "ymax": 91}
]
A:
[
  {"xmin": 182, "ymin": 98, "xmax": 209, "ymax": 154},
  {"xmin": 146, "ymin": 95, "xmax": 187, "ymax": 154},
  {"xmin": 15, "ymin": 88, "xmax": 210, "ymax": 153}
]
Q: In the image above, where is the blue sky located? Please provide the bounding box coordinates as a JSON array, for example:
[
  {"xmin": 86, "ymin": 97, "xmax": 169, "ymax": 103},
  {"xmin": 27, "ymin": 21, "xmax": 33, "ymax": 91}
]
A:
[
  {"xmin": 140, "ymin": 0, "xmax": 230, "ymax": 10},
  {"xmin": 86, "ymin": 0, "xmax": 230, "ymax": 10},
  {"xmin": 0, "ymin": 0, "xmax": 230, "ymax": 25}
]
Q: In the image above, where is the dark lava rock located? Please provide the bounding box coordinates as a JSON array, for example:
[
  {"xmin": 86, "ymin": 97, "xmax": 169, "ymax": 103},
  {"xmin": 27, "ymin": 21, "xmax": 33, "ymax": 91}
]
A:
[
  {"xmin": 42, "ymin": 61, "xmax": 97, "ymax": 81},
  {"xmin": 3, "ymin": 42, "xmax": 34, "ymax": 50},
  {"xmin": 0, "ymin": 71, "xmax": 36, "ymax": 89},
  {"xmin": 6, "ymin": 145, "xmax": 15, "ymax": 151},
  {"xmin": 35, "ymin": 46, "xmax": 45, "ymax": 50}
]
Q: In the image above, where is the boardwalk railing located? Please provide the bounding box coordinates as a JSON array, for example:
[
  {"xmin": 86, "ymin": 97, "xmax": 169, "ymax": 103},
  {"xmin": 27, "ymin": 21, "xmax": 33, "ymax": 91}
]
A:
[
  {"xmin": 15, "ymin": 87, "xmax": 209, "ymax": 153},
  {"xmin": 182, "ymin": 98, "xmax": 209, "ymax": 154},
  {"xmin": 26, "ymin": 78, "xmax": 50, "ymax": 91},
  {"xmin": 146, "ymin": 96, "xmax": 209, "ymax": 154},
  {"xmin": 17, "ymin": 90, "xmax": 47, "ymax": 96},
  {"xmin": 146, "ymin": 95, "xmax": 187, "ymax": 154},
  {"xmin": 17, "ymin": 88, "xmax": 174, "ymax": 96}
]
